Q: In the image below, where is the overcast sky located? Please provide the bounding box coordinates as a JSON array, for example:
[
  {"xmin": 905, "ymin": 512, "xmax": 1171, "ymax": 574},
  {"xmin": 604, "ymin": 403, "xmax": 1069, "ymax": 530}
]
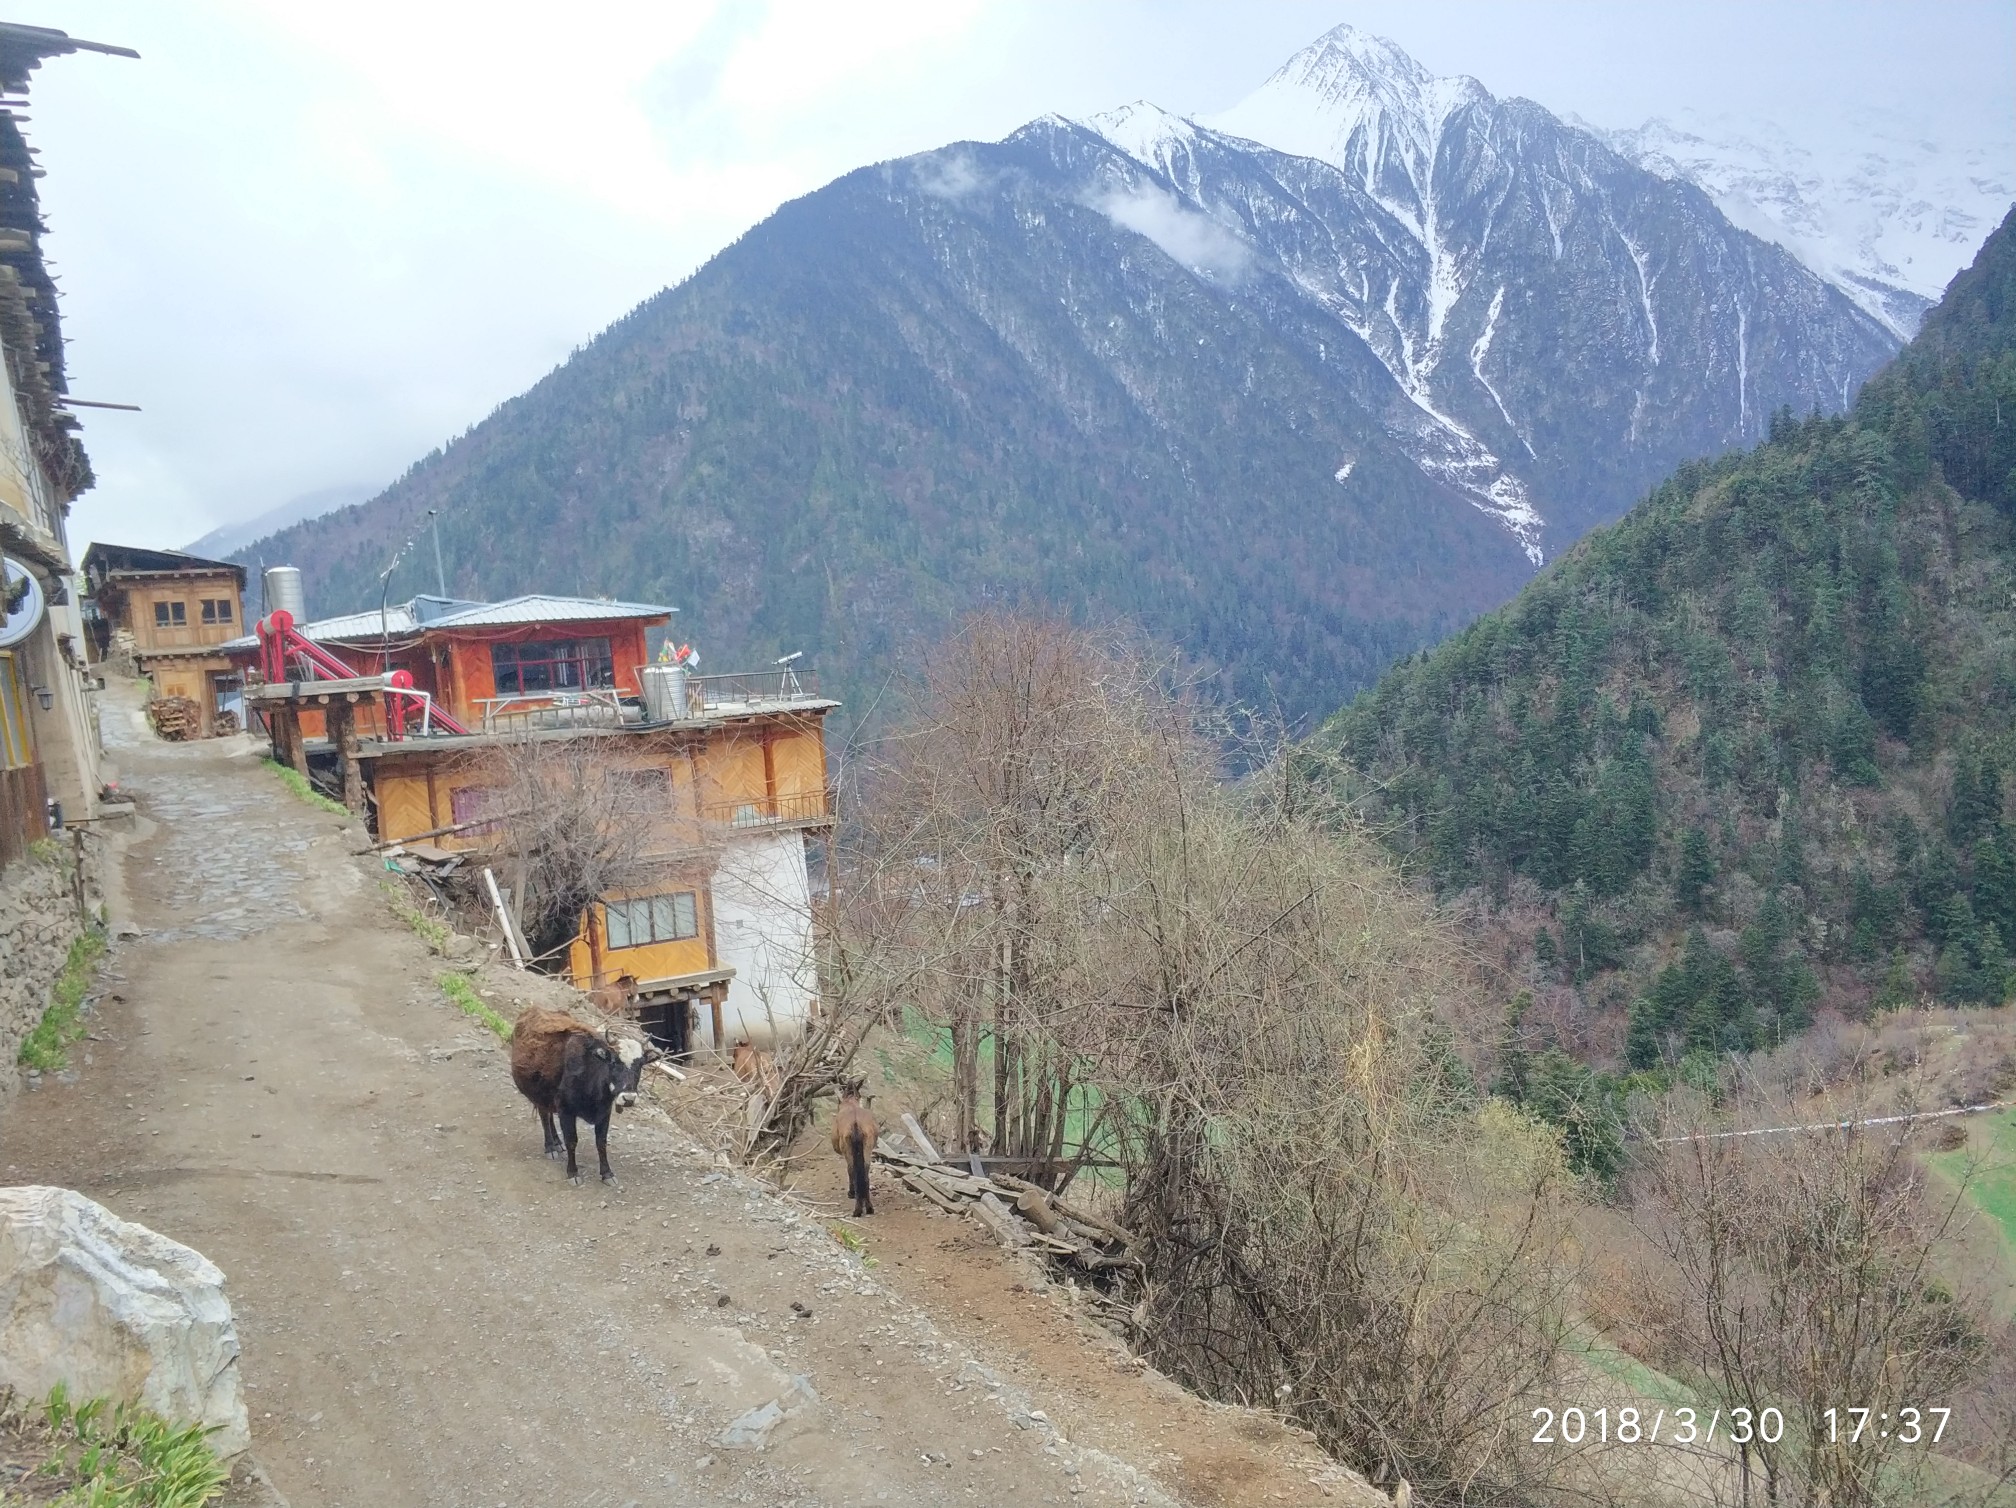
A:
[{"xmin": 28, "ymin": 0, "xmax": 2016, "ymax": 553}]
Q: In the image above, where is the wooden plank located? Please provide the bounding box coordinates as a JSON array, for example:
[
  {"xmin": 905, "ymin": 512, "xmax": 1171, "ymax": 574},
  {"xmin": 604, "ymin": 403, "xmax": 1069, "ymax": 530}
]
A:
[{"xmin": 899, "ymin": 1112, "xmax": 941, "ymax": 1163}]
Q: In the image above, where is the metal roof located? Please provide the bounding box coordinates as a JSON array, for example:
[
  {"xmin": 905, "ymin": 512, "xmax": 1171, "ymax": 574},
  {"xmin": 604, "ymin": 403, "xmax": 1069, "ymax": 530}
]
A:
[{"xmin": 425, "ymin": 594, "xmax": 674, "ymax": 628}]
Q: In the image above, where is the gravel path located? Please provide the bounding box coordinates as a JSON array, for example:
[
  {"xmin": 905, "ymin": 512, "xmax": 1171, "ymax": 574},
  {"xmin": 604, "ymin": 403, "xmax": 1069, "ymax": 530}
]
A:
[{"xmin": 0, "ymin": 691, "xmax": 1366, "ymax": 1508}]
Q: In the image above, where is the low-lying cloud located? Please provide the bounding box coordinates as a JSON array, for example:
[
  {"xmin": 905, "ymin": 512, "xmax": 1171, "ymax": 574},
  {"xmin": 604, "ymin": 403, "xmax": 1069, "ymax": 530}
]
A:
[{"xmin": 1089, "ymin": 182, "xmax": 1253, "ymax": 283}]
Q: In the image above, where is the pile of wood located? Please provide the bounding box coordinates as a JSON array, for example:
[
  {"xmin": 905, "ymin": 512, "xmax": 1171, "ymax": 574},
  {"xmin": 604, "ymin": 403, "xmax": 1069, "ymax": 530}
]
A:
[
  {"xmin": 145, "ymin": 695, "xmax": 202, "ymax": 741},
  {"xmin": 874, "ymin": 1137, "xmax": 1141, "ymax": 1311}
]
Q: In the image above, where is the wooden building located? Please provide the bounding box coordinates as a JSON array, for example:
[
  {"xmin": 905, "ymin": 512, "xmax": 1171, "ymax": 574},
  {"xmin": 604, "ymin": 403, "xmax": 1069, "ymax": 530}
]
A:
[
  {"xmin": 82, "ymin": 543, "xmax": 248, "ymax": 736},
  {"xmin": 237, "ymin": 587, "xmax": 836, "ymax": 1054},
  {"xmin": 0, "ymin": 24, "xmax": 136, "ymax": 865},
  {"xmin": 222, "ymin": 592, "xmax": 671, "ymax": 741}
]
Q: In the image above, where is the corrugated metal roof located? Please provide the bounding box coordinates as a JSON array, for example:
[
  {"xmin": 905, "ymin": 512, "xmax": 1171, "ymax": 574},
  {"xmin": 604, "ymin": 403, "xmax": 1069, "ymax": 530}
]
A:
[
  {"xmin": 426, "ymin": 594, "xmax": 674, "ymax": 628},
  {"xmin": 218, "ymin": 593, "xmax": 675, "ymax": 651}
]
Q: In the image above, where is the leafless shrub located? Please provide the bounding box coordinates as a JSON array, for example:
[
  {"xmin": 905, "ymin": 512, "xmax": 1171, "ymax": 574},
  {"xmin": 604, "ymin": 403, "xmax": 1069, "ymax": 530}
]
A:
[
  {"xmin": 849, "ymin": 613, "xmax": 1588, "ymax": 1501},
  {"xmin": 1626, "ymin": 1082, "xmax": 2004, "ymax": 1507},
  {"xmin": 483, "ymin": 737, "xmax": 690, "ymax": 965}
]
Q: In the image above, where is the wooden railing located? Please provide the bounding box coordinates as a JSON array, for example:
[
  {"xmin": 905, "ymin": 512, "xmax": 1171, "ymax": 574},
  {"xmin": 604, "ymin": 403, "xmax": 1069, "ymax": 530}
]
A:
[
  {"xmin": 476, "ymin": 690, "xmax": 626, "ymax": 734},
  {"xmin": 698, "ymin": 787, "xmax": 836, "ymax": 828}
]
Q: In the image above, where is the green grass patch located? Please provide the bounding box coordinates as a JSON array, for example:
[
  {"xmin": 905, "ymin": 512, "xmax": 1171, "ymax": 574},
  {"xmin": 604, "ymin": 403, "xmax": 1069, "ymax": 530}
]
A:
[
  {"xmin": 3, "ymin": 1381, "xmax": 231, "ymax": 1505},
  {"xmin": 18, "ymin": 927, "xmax": 107, "ymax": 1072},
  {"xmin": 261, "ymin": 757, "xmax": 348, "ymax": 817},
  {"xmin": 383, "ymin": 880, "xmax": 454, "ymax": 953},
  {"xmin": 1930, "ymin": 1108, "xmax": 2016, "ymax": 1310},
  {"xmin": 439, "ymin": 971, "xmax": 512, "ymax": 1040}
]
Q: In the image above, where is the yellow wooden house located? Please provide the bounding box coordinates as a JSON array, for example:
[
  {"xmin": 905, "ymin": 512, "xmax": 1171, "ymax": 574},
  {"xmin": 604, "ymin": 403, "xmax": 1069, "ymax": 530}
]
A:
[{"xmin": 360, "ymin": 677, "xmax": 835, "ymax": 1055}]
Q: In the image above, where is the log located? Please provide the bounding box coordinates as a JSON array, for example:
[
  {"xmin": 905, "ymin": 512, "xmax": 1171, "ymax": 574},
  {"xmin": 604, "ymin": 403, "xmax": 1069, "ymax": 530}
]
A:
[{"xmin": 1013, "ymin": 1187, "xmax": 1066, "ymax": 1237}]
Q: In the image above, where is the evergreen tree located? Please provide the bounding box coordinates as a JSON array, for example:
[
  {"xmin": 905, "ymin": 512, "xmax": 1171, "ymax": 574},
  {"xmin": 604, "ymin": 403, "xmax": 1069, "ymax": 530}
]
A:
[{"xmin": 1675, "ymin": 827, "xmax": 1716, "ymax": 914}]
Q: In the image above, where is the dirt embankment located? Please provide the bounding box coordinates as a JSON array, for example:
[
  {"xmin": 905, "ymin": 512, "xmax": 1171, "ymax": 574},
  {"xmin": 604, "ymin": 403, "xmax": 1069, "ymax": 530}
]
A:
[{"xmin": 0, "ymin": 688, "xmax": 1378, "ymax": 1508}]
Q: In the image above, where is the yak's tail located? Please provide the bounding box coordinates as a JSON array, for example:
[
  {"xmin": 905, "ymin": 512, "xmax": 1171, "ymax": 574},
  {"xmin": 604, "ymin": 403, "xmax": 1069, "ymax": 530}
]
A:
[{"xmin": 847, "ymin": 1125, "xmax": 869, "ymax": 1201}]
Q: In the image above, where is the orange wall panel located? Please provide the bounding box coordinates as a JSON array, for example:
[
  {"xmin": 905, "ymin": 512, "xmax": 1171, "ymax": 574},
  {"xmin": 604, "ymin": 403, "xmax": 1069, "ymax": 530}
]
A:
[{"xmin": 770, "ymin": 727, "xmax": 827, "ymax": 800}]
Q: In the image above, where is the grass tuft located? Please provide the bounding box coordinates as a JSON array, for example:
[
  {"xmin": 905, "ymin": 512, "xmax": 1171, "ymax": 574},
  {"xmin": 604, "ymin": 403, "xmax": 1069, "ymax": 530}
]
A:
[
  {"xmin": 383, "ymin": 880, "xmax": 454, "ymax": 953},
  {"xmin": 439, "ymin": 971, "xmax": 512, "ymax": 1040},
  {"xmin": 18, "ymin": 927, "xmax": 108, "ymax": 1072},
  {"xmin": 261, "ymin": 758, "xmax": 348, "ymax": 817},
  {"xmin": 5, "ymin": 1381, "xmax": 230, "ymax": 1506}
]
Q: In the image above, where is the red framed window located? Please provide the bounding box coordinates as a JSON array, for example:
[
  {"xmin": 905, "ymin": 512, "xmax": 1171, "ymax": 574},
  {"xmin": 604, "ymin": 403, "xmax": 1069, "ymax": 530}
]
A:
[{"xmin": 490, "ymin": 637, "xmax": 615, "ymax": 695}]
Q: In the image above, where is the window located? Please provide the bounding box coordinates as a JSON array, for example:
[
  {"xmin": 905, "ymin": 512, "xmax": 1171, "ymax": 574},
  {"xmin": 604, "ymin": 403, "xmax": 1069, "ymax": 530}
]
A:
[
  {"xmin": 605, "ymin": 891, "xmax": 698, "ymax": 950},
  {"xmin": 608, "ymin": 767, "xmax": 670, "ymax": 800},
  {"xmin": 449, "ymin": 784, "xmax": 506, "ymax": 835},
  {"xmin": 200, "ymin": 599, "xmax": 234, "ymax": 624},
  {"xmin": 153, "ymin": 600, "xmax": 187, "ymax": 627},
  {"xmin": 490, "ymin": 637, "xmax": 615, "ymax": 695}
]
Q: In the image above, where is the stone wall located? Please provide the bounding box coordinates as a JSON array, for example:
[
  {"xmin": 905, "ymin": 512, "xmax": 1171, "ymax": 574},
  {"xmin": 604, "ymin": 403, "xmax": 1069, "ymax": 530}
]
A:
[{"xmin": 0, "ymin": 834, "xmax": 101, "ymax": 1089}]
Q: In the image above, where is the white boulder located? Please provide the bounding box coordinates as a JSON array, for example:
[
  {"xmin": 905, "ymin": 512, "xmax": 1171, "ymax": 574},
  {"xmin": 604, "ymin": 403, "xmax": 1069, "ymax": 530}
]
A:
[{"xmin": 0, "ymin": 1186, "xmax": 249, "ymax": 1457}]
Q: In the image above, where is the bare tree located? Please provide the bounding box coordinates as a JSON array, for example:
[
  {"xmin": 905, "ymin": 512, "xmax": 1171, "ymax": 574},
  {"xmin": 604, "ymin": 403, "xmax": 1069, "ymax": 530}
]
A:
[
  {"xmin": 855, "ymin": 613, "xmax": 1189, "ymax": 1177},
  {"xmin": 1628, "ymin": 1084, "xmax": 2004, "ymax": 1508},
  {"xmin": 482, "ymin": 736, "xmax": 692, "ymax": 966},
  {"xmin": 845, "ymin": 613, "xmax": 1586, "ymax": 1500}
]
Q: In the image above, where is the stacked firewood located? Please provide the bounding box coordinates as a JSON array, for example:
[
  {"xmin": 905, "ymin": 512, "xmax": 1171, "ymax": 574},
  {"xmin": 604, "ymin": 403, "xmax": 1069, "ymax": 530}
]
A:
[
  {"xmin": 874, "ymin": 1141, "xmax": 1141, "ymax": 1314},
  {"xmin": 145, "ymin": 695, "xmax": 202, "ymax": 741}
]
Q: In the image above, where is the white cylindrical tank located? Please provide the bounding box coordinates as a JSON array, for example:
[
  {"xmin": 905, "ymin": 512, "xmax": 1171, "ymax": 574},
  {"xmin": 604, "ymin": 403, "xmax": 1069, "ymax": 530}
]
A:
[
  {"xmin": 262, "ymin": 566, "xmax": 305, "ymax": 622},
  {"xmin": 640, "ymin": 662, "xmax": 688, "ymax": 722}
]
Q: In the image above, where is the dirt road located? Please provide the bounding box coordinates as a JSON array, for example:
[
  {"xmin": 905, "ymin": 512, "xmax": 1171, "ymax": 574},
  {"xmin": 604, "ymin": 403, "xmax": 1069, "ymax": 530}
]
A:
[{"xmin": 0, "ymin": 693, "xmax": 1369, "ymax": 1508}]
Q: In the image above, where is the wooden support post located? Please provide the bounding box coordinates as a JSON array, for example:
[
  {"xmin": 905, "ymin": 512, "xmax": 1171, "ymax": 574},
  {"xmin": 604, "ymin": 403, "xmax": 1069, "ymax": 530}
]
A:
[
  {"xmin": 287, "ymin": 708, "xmax": 309, "ymax": 779},
  {"xmin": 332, "ymin": 699, "xmax": 364, "ymax": 814},
  {"xmin": 709, "ymin": 991, "xmax": 725, "ymax": 1057}
]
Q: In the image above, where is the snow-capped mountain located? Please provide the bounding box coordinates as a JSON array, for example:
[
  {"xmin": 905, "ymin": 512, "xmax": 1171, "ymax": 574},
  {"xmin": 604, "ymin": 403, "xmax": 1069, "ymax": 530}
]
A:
[
  {"xmin": 1591, "ymin": 109, "xmax": 2014, "ymax": 340},
  {"xmin": 247, "ymin": 25, "xmax": 1906, "ymax": 727},
  {"xmin": 1074, "ymin": 23, "xmax": 1896, "ymax": 553}
]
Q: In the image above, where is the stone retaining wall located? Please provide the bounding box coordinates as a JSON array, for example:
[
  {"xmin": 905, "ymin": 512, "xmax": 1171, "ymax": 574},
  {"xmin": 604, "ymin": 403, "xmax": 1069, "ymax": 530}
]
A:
[{"xmin": 0, "ymin": 835, "xmax": 102, "ymax": 1089}]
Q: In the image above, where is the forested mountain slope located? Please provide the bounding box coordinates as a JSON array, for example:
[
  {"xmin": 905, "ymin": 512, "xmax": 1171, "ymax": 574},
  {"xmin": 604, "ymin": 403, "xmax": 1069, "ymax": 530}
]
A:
[
  {"xmin": 238, "ymin": 26, "xmax": 1895, "ymax": 726},
  {"xmin": 1317, "ymin": 208, "xmax": 2016, "ymax": 1067}
]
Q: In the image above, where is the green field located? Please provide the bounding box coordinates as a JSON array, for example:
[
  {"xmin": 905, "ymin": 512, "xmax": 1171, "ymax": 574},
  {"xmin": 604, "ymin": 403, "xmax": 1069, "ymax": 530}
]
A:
[{"xmin": 1930, "ymin": 1107, "xmax": 2016, "ymax": 1317}]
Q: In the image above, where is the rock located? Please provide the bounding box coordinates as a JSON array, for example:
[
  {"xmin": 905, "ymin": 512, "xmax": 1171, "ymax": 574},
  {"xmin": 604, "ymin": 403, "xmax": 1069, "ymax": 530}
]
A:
[
  {"xmin": 0, "ymin": 1186, "xmax": 250, "ymax": 1457},
  {"xmin": 712, "ymin": 1373, "xmax": 819, "ymax": 1451}
]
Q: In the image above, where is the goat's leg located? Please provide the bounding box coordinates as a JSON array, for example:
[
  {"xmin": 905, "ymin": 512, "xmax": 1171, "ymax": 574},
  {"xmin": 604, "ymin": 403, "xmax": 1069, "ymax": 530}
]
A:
[
  {"xmin": 560, "ymin": 1111, "xmax": 582, "ymax": 1184},
  {"xmin": 595, "ymin": 1107, "xmax": 616, "ymax": 1184},
  {"xmin": 539, "ymin": 1106, "xmax": 562, "ymax": 1158}
]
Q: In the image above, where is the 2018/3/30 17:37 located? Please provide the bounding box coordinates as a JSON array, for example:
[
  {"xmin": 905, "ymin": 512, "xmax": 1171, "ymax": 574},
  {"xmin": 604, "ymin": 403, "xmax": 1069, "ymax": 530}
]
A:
[{"xmin": 1529, "ymin": 1406, "xmax": 1952, "ymax": 1446}]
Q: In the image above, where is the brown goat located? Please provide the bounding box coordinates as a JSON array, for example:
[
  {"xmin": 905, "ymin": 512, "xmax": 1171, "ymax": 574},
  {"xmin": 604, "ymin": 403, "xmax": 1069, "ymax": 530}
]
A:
[
  {"xmin": 831, "ymin": 1077, "xmax": 878, "ymax": 1217},
  {"xmin": 588, "ymin": 972, "xmax": 638, "ymax": 1016},
  {"xmin": 509, "ymin": 1006, "xmax": 656, "ymax": 1183}
]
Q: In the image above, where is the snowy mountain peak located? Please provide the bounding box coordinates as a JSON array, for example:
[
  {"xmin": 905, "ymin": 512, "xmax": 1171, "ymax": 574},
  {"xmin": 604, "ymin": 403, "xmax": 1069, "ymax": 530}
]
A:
[
  {"xmin": 1080, "ymin": 100, "xmax": 1198, "ymax": 169},
  {"xmin": 1205, "ymin": 26, "xmax": 1487, "ymax": 209},
  {"xmin": 1588, "ymin": 108, "xmax": 2012, "ymax": 339}
]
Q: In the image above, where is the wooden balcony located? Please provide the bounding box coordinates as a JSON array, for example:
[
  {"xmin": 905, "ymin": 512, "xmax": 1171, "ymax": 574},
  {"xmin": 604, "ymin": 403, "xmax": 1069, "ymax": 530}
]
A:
[{"xmin": 698, "ymin": 787, "xmax": 836, "ymax": 830}]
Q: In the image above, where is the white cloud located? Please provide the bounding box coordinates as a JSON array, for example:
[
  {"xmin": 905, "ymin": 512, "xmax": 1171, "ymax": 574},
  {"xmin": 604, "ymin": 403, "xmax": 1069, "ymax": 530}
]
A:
[
  {"xmin": 21, "ymin": 0, "xmax": 2010, "ymax": 554},
  {"xmin": 915, "ymin": 151, "xmax": 990, "ymax": 201},
  {"xmin": 1089, "ymin": 182, "xmax": 1253, "ymax": 283}
]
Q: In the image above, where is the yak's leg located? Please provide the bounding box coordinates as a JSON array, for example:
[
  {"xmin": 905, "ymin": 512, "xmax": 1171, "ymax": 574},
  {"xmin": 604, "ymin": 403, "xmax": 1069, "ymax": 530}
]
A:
[
  {"xmin": 539, "ymin": 1107, "xmax": 562, "ymax": 1158},
  {"xmin": 594, "ymin": 1107, "xmax": 616, "ymax": 1184},
  {"xmin": 560, "ymin": 1111, "xmax": 582, "ymax": 1184}
]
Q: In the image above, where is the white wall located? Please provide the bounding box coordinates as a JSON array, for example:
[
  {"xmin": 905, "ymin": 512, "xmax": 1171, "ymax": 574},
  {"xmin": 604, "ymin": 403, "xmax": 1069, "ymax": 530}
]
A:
[{"xmin": 709, "ymin": 828, "xmax": 817, "ymax": 1049}]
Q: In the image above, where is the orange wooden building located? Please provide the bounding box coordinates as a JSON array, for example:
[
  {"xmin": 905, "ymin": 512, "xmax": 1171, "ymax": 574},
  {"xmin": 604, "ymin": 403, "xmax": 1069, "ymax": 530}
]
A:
[
  {"xmin": 234, "ymin": 588, "xmax": 836, "ymax": 1056},
  {"xmin": 224, "ymin": 593, "xmax": 672, "ymax": 740}
]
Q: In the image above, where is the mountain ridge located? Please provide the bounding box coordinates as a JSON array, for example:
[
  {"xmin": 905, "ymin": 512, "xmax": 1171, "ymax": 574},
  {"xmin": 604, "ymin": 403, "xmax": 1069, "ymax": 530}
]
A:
[
  {"xmin": 1315, "ymin": 206, "xmax": 2016, "ymax": 1059},
  {"xmin": 236, "ymin": 25, "xmax": 1900, "ymax": 726}
]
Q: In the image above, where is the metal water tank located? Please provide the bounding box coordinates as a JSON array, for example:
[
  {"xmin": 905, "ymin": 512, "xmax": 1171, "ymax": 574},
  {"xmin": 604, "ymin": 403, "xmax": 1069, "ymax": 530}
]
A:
[
  {"xmin": 640, "ymin": 662, "xmax": 688, "ymax": 722},
  {"xmin": 262, "ymin": 565, "xmax": 306, "ymax": 622}
]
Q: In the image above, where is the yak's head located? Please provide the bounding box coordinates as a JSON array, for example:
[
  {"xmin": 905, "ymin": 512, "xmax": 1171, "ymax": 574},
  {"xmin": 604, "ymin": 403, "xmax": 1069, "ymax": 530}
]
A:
[
  {"xmin": 569, "ymin": 1032, "xmax": 663, "ymax": 1111},
  {"xmin": 609, "ymin": 1033, "xmax": 662, "ymax": 1110}
]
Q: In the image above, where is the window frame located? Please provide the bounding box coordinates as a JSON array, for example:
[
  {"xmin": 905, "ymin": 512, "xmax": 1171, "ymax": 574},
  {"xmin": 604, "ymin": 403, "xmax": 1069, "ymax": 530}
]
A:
[
  {"xmin": 604, "ymin": 890, "xmax": 699, "ymax": 951},
  {"xmin": 489, "ymin": 636, "xmax": 616, "ymax": 696},
  {"xmin": 153, "ymin": 600, "xmax": 187, "ymax": 627},
  {"xmin": 200, "ymin": 598, "xmax": 234, "ymax": 625}
]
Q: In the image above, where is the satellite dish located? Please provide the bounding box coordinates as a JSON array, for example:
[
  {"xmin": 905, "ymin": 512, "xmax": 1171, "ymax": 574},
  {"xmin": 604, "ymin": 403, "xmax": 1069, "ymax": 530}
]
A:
[{"xmin": 0, "ymin": 556, "xmax": 45, "ymax": 649}]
